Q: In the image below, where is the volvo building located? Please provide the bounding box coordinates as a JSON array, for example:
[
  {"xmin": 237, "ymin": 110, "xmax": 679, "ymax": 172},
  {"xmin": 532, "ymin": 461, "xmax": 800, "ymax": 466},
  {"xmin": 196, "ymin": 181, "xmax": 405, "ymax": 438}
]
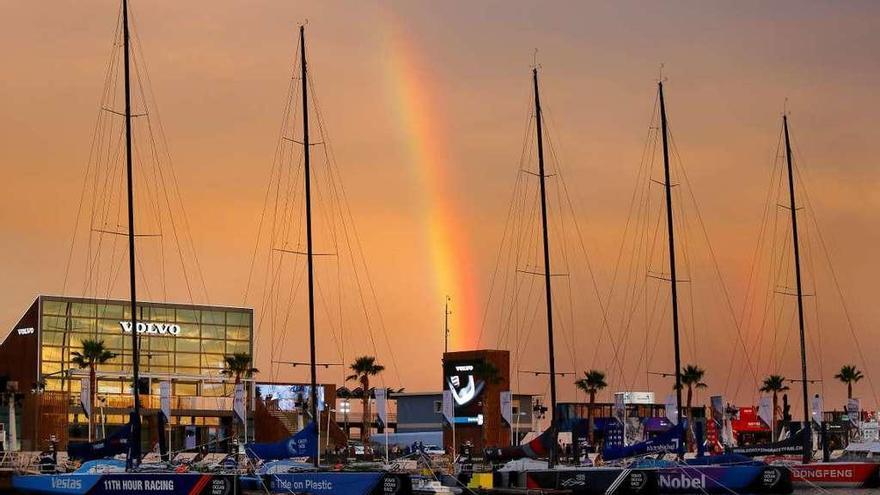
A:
[{"xmin": 0, "ymin": 295, "xmax": 254, "ymax": 452}]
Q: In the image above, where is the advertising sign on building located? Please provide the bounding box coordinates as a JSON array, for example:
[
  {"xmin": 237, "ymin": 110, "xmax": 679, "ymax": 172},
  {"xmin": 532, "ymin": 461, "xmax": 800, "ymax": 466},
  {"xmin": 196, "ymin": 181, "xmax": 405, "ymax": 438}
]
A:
[
  {"xmin": 616, "ymin": 391, "xmax": 655, "ymax": 405},
  {"xmin": 443, "ymin": 359, "xmax": 487, "ymax": 425}
]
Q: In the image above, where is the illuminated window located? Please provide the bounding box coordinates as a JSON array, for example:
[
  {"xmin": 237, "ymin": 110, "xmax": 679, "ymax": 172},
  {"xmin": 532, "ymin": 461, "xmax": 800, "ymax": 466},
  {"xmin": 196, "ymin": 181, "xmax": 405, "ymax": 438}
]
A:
[
  {"xmin": 176, "ymin": 338, "xmax": 201, "ymax": 353},
  {"xmin": 201, "ymin": 311, "xmax": 225, "ymax": 325},
  {"xmin": 96, "ymin": 304, "xmax": 124, "ymax": 320},
  {"xmin": 201, "ymin": 354, "xmax": 225, "ymax": 371},
  {"xmin": 42, "ymin": 346, "xmax": 64, "ymax": 362},
  {"xmin": 175, "ymin": 383, "xmax": 198, "ymax": 396},
  {"xmin": 226, "ymin": 312, "xmax": 251, "ymax": 327},
  {"xmin": 226, "ymin": 326, "xmax": 250, "ymax": 341},
  {"xmin": 42, "ymin": 331, "xmax": 66, "ymax": 346},
  {"xmin": 175, "ymin": 353, "xmax": 200, "ymax": 368},
  {"xmin": 201, "ymin": 326, "xmax": 225, "ymax": 340},
  {"xmin": 70, "ymin": 303, "xmax": 96, "ymax": 318},
  {"xmin": 176, "ymin": 309, "xmax": 200, "ymax": 324},
  {"xmin": 97, "ymin": 380, "xmax": 122, "ymax": 394},
  {"xmin": 42, "ymin": 300, "xmax": 68, "ymax": 316}
]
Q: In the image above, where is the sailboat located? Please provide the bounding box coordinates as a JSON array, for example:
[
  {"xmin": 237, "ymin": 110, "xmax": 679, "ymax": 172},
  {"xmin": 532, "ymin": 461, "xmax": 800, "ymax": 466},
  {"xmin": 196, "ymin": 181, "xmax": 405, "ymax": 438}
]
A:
[
  {"xmin": 235, "ymin": 25, "xmax": 412, "ymax": 495},
  {"xmin": 11, "ymin": 1, "xmax": 239, "ymax": 493},
  {"xmin": 485, "ymin": 73, "xmax": 792, "ymax": 494},
  {"xmin": 725, "ymin": 113, "xmax": 880, "ymax": 489}
]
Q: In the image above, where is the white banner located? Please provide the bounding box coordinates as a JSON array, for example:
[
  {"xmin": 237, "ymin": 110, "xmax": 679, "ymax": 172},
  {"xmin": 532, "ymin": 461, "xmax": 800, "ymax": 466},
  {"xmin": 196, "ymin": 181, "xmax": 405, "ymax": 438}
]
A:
[
  {"xmin": 847, "ymin": 398, "xmax": 861, "ymax": 423},
  {"xmin": 500, "ymin": 391, "xmax": 513, "ymax": 426},
  {"xmin": 375, "ymin": 388, "xmax": 388, "ymax": 426},
  {"xmin": 810, "ymin": 394, "xmax": 823, "ymax": 424},
  {"xmin": 665, "ymin": 394, "xmax": 678, "ymax": 425},
  {"xmin": 316, "ymin": 385, "xmax": 326, "ymax": 412},
  {"xmin": 442, "ymin": 390, "xmax": 454, "ymax": 424},
  {"xmin": 233, "ymin": 382, "xmax": 246, "ymax": 424},
  {"xmin": 80, "ymin": 377, "xmax": 91, "ymax": 419},
  {"xmin": 758, "ymin": 396, "xmax": 772, "ymax": 427},
  {"xmin": 160, "ymin": 381, "xmax": 171, "ymax": 420}
]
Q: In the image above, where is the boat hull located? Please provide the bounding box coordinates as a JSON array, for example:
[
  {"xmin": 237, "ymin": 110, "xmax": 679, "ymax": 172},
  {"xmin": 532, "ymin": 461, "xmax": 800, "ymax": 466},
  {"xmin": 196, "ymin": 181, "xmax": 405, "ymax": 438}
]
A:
[
  {"xmin": 11, "ymin": 472, "xmax": 238, "ymax": 495},
  {"xmin": 786, "ymin": 462, "xmax": 880, "ymax": 488},
  {"xmin": 494, "ymin": 464, "xmax": 791, "ymax": 494}
]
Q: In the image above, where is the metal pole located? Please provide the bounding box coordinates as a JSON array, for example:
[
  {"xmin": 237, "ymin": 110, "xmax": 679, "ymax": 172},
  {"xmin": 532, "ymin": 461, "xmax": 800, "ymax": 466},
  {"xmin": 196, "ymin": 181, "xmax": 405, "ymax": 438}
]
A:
[
  {"xmin": 122, "ymin": 0, "xmax": 142, "ymax": 467},
  {"xmin": 658, "ymin": 82, "xmax": 684, "ymax": 454},
  {"xmin": 532, "ymin": 66, "xmax": 559, "ymax": 468},
  {"xmin": 783, "ymin": 114, "xmax": 812, "ymax": 464}
]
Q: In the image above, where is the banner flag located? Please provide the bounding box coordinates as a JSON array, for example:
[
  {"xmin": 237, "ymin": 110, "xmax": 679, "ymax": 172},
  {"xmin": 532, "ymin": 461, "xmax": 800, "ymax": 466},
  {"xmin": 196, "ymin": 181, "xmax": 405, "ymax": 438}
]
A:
[
  {"xmin": 233, "ymin": 382, "xmax": 246, "ymax": 424},
  {"xmin": 665, "ymin": 394, "xmax": 678, "ymax": 425},
  {"xmin": 375, "ymin": 388, "xmax": 388, "ymax": 427},
  {"xmin": 758, "ymin": 396, "xmax": 772, "ymax": 427},
  {"xmin": 500, "ymin": 391, "xmax": 513, "ymax": 426},
  {"xmin": 442, "ymin": 390, "xmax": 454, "ymax": 425},
  {"xmin": 810, "ymin": 394, "xmax": 823, "ymax": 425},
  {"xmin": 160, "ymin": 381, "xmax": 171, "ymax": 421},
  {"xmin": 80, "ymin": 377, "xmax": 91, "ymax": 419}
]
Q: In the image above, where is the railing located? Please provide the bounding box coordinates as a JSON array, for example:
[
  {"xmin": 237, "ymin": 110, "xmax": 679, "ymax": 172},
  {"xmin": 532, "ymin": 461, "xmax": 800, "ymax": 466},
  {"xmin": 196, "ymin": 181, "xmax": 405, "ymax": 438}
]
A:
[{"xmin": 70, "ymin": 395, "xmax": 233, "ymax": 411}]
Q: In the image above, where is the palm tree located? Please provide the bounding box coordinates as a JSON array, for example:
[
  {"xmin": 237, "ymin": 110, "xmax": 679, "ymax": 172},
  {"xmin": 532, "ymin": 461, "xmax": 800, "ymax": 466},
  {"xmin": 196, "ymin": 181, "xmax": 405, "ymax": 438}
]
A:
[
  {"xmin": 759, "ymin": 374, "xmax": 789, "ymax": 436},
  {"xmin": 71, "ymin": 339, "xmax": 116, "ymax": 442},
  {"xmin": 575, "ymin": 369, "xmax": 607, "ymax": 445},
  {"xmin": 677, "ymin": 364, "xmax": 707, "ymax": 449},
  {"xmin": 346, "ymin": 356, "xmax": 384, "ymax": 444},
  {"xmin": 834, "ymin": 365, "xmax": 864, "ymax": 400},
  {"xmin": 221, "ymin": 353, "xmax": 258, "ymax": 441}
]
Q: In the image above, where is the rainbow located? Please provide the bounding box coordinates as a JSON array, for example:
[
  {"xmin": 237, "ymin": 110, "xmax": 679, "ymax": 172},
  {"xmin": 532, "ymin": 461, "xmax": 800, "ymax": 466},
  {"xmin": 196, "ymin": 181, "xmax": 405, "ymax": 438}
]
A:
[{"xmin": 382, "ymin": 15, "xmax": 480, "ymax": 351}]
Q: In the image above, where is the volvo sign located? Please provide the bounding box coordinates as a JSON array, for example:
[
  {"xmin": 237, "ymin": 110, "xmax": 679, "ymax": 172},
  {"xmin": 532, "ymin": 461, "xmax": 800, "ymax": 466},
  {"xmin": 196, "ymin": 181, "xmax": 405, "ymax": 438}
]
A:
[{"xmin": 119, "ymin": 321, "xmax": 181, "ymax": 336}]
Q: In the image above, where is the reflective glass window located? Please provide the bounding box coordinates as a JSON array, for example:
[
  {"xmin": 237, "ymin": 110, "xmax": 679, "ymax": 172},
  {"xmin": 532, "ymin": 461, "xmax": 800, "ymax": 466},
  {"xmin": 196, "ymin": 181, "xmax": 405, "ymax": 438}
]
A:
[
  {"xmin": 175, "ymin": 309, "xmax": 199, "ymax": 324},
  {"xmin": 226, "ymin": 311, "xmax": 251, "ymax": 327},
  {"xmin": 96, "ymin": 304, "xmax": 124, "ymax": 319},
  {"xmin": 226, "ymin": 340, "xmax": 250, "ymax": 354},
  {"xmin": 201, "ymin": 354, "xmax": 225, "ymax": 371},
  {"xmin": 175, "ymin": 353, "xmax": 200, "ymax": 368},
  {"xmin": 42, "ymin": 346, "xmax": 64, "ymax": 362},
  {"xmin": 175, "ymin": 382, "xmax": 198, "ymax": 396},
  {"xmin": 201, "ymin": 339, "xmax": 225, "ymax": 354},
  {"xmin": 42, "ymin": 300, "xmax": 67, "ymax": 316},
  {"xmin": 201, "ymin": 311, "xmax": 225, "ymax": 325},
  {"xmin": 201, "ymin": 325, "xmax": 225, "ymax": 340},
  {"xmin": 42, "ymin": 330, "xmax": 66, "ymax": 346},
  {"xmin": 175, "ymin": 324, "xmax": 200, "ymax": 338},
  {"xmin": 226, "ymin": 326, "xmax": 250, "ymax": 341},
  {"xmin": 175, "ymin": 338, "xmax": 201, "ymax": 353}
]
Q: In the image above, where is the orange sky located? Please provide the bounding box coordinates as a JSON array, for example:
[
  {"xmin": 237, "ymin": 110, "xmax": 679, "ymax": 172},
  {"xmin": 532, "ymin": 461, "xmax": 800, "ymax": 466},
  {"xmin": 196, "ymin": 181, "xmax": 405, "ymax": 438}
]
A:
[{"xmin": 1, "ymin": 1, "xmax": 879, "ymax": 415}]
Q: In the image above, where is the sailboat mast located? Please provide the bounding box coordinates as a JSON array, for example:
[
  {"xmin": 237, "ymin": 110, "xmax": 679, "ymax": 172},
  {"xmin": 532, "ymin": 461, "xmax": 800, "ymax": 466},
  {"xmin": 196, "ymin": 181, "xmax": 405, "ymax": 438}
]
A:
[
  {"xmin": 299, "ymin": 26, "xmax": 320, "ymax": 467},
  {"xmin": 782, "ymin": 114, "xmax": 811, "ymax": 463},
  {"xmin": 122, "ymin": 0, "xmax": 142, "ymax": 467},
  {"xmin": 658, "ymin": 82, "xmax": 684, "ymax": 433},
  {"xmin": 532, "ymin": 67, "xmax": 559, "ymax": 468}
]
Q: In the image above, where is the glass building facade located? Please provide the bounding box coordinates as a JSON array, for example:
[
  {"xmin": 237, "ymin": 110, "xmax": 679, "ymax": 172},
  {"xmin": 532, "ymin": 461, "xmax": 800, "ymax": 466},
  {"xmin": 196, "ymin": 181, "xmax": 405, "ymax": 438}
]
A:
[{"xmin": 0, "ymin": 295, "xmax": 254, "ymax": 450}]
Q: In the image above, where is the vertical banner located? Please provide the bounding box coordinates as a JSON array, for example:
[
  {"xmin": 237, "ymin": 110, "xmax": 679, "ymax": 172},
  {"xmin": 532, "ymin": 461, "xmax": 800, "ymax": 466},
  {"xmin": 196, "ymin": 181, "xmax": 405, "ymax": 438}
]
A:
[
  {"xmin": 159, "ymin": 381, "xmax": 171, "ymax": 421},
  {"xmin": 665, "ymin": 394, "xmax": 678, "ymax": 425},
  {"xmin": 375, "ymin": 388, "xmax": 388, "ymax": 427},
  {"xmin": 80, "ymin": 377, "xmax": 91, "ymax": 419},
  {"xmin": 758, "ymin": 396, "xmax": 772, "ymax": 427},
  {"xmin": 500, "ymin": 391, "xmax": 513, "ymax": 426},
  {"xmin": 810, "ymin": 394, "xmax": 823, "ymax": 425},
  {"xmin": 613, "ymin": 393, "xmax": 625, "ymax": 424},
  {"xmin": 316, "ymin": 385, "xmax": 326, "ymax": 412},
  {"xmin": 710, "ymin": 396, "xmax": 724, "ymax": 423},
  {"xmin": 847, "ymin": 398, "xmax": 861, "ymax": 424},
  {"xmin": 233, "ymin": 382, "xmax": 246, "ymax": 424},
  {"xmin": 442, "ymin": 390, "xmax": 454, "ymax": 424}
]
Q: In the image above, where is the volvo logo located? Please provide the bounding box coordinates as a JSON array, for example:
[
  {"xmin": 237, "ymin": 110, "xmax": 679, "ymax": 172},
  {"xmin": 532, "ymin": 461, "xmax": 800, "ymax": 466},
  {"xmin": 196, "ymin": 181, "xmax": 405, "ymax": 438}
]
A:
[{"xmin": 119, "ymin": 321, "xmax": 181, "ymax": 336}]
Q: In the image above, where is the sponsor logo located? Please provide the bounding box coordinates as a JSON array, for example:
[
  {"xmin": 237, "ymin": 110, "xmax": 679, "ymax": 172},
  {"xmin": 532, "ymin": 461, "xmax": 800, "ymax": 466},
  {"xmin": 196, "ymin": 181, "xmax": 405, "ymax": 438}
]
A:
[
  {"xmin": 383, "ymin": 475, "xmax": 401, "ymax": 494},
  {"xmin": 762, "ymin": 467, "xmax": 782, "ymax": 486},
  {"xmin": 102, "ymin": 479, "xmax": 176, "ymax": 491},
  {"xmin": 560, "ymin": 474, "xmax": 587, "ymax": 488},
  {"xmin": 790, "ymin": 467, "xmax": 855, "ymax": 480},
  {"xmin": 119, "ymin": 321, "xmax": 181, "ymax": 336},
  {"xmin": 629, "ymin": 472, "xmax": 648, "ymax": 490},
  {"xmin": 51, "ymin": 477, "xmax": 82, "ymax": 490},
  {"xmin": 659, "ymin": 474, "xmax": 706, "ymax": 490},
  {"xmin": 16, "ymin": 327, "xmax": 35, "ymax": 335}
]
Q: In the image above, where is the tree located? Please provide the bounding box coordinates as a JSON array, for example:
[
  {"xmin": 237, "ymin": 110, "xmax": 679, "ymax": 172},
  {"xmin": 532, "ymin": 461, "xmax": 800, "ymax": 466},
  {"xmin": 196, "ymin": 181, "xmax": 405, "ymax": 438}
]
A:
[
  {"xmin": 574, "ymin": 369, "xmax": 607, "ymax": 445},
  {"xmin": 221, "ymin": 353, "xmax": 258, "ymax": 441},
  {"xmin": 759, "ymin": 374, "xmax": 789, "ymax": 436},
  {"xmin": 71, "ymin": 339, "xmax": 116, "ymax": 441},
  {"xmin": 346, "ymin": 356, "xmax": 384, "ymax": 444},
  {"xmin": 678, "ymin": 364, "xmax": 707, "ymax": 449},
  {"xmin": 834, "ymin": 365, "xmax": 864, "ymax": 400}
]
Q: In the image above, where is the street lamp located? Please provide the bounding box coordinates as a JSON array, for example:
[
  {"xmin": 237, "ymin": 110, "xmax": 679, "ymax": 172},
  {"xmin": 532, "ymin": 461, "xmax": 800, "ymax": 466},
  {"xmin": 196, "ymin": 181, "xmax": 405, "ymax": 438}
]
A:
[{"xmin": 339, "ymin": 399, "xmax": 351, "ymax": 437}]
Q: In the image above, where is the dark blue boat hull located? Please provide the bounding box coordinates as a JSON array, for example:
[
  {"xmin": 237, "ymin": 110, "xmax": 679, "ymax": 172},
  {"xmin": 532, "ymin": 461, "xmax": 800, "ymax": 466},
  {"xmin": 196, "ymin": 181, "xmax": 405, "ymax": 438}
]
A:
[{"xmin": 12, "ymin": 473, "xmax": 238, "ymax": 495}]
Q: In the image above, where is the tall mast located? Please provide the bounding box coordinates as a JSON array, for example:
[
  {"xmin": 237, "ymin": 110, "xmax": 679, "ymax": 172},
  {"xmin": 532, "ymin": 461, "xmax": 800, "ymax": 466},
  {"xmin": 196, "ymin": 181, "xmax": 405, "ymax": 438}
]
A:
[
  {"xmin": 122, "ymin": 0, "xmax": 142, "ymax": 468},
  {"xmin": 532, "ymin": 67, "xmax": 559, "ymax": 468},
  {"xmin": 658, "ymin": 82, "xmax": 684, "ymax": 442},
  {"xmin": 299, "ymin": 25, "xmax": 320, "ymax": 468},
  {"xmin": 444, "ymin": 296, "xmax": 451, "ymax": 354},
  {"xmin": 782, "ymin": 114, "xmax": 811, "ymax": 464}
]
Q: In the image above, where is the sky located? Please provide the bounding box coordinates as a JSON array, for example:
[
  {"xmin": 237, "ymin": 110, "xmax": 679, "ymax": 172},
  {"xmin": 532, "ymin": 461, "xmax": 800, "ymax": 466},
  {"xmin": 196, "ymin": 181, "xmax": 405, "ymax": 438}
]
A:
[{"xmin": 1, "ymin": 0, "xmax": 879, "ymax": 415}]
